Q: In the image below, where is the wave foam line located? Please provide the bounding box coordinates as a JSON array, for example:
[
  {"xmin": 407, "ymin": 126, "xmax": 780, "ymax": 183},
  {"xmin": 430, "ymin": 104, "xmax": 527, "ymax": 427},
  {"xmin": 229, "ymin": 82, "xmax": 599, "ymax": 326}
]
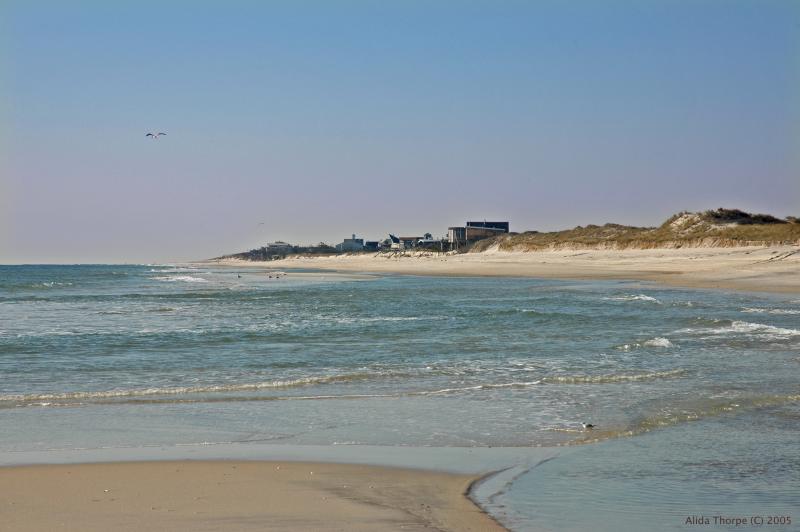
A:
[
  {"xmin": 151, "ymin": 275, "xmax": 208, "ymax": 283},
  {"xmin": 0, "ymin": 374, "xmax": 380, "ymax": 403},
  {"xmin": 541, "ymin": 369, "xmax": 687, "ymax": 384},
  {"xmin": 741, "ymin": 307, "xmax": 800, "ymax": 315},
  {"xmin": 680, "ymin": 320, "xmax": 800, "ymax": 337},
  {"xmin": 603, "ymin": 294, "xmax": 661, "ymax": 303},
  {"xmin": 616, "ymin": 338, "xmax": 675, "ymax": 350},
  {"xmin": 2, "ymin": 370, "xmax": 692, "ymax": 409},
  {"xmin": 417, "ymin": 381, "xmax": 542, "ymax": 395}
]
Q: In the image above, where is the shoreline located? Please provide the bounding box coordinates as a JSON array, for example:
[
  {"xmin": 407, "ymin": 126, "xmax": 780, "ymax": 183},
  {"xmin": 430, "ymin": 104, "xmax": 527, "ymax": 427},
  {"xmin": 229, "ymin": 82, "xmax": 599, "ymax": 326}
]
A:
[
  {"xmin": 0, "ymin": 460, "xmax": 507, "ymax": 531},
  {"xmin": 205, "ymin": 245, "xmax": 800, "ymax": 294}
]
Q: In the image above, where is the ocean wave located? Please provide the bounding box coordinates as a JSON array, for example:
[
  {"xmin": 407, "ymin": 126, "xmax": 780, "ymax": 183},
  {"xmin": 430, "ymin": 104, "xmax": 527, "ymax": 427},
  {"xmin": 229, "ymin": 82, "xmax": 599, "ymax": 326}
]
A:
[
  {"xmin": 3, "ymin": 281, "xmax": 75, "ymax": 290},
  {"xmin": 6, "ymin": 327, "xmax": 207, "ymax": 339},
  {"xmin": 741, "ymin": 307, "xmax": 800, "ymax": 316},
  {"xmin": 1, "ymin": 369, "xmax": 696, "ymax": 409},
  {"xmin": 40, "ymin": 281, "xmax": 73, "ymax": 288},
  {"xmin": 0, "ymin": 373, "xmax": 380, "ymax": 404},
  {"xmin": 541, "ymin": 369, "xmax": 686, "ymax": 384},
  {"xmin": 616, "ymin": 337, "xmax": 675, "ymax": 350},
  {"xmin": 643, "ymin": 337, "xmax": 674, "ymax": 348},
  {"xmin": 680, "ymin": 320, "xmax": 800, "ymax": 338},
  {"xmin": 603, "ymin": 294, "xmax": 661, "ymax": 303},
  {"xmin": 325, "ymin": 316, "xmax": 448, "ymax": 324},
  {"xmin": 2, "ymin": 379, "xmax": 547, "ymax": 408},
  {"xmin": 149, "ymin": 267, "xmax": 200, "ymax": 273},
  {"xmin": 151, "ymin": 275, "xmax": 208, "ymax": 283},
  {"xmin": 418, "ymin": 381, "xmax": 542, "ymax": 395}
]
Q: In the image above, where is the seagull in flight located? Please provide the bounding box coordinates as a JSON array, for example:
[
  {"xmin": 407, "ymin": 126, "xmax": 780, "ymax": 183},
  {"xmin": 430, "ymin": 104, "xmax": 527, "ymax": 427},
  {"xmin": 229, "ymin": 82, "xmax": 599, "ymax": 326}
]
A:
[{"xmin": 146, "ymin": 132, "xmax": 167, "ymax": 139}]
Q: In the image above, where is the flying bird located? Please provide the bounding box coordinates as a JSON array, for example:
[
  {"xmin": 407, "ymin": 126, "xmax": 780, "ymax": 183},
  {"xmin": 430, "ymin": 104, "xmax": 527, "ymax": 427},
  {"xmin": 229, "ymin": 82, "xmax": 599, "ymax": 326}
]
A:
[{"xmin": 146, "ymin": 132, "xmax": 167, "ymax": 139}]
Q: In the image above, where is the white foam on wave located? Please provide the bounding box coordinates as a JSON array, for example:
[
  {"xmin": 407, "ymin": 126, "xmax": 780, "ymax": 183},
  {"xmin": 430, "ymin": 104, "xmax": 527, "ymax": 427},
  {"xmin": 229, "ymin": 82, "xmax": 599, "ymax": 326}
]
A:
[
  {"xmin": 643, "ymin": 337, "xmax": 674, "ymax": 348},
  {"xmin": 682, "ymin": 320, "xmax": 800, "ymax": 338},
  {"xmin": 329, "ymin": 316, "xmax": 447, "ymax": 324},
  {"xmin": 741, "ymin": 307, "xmax": 800, "ymax": 315},
  {"xmin": 542, "ymin": 369, "xmax": 686, "ymax": 384},
  {"xmin": 0, "ymin": 373, "xmax": 385, "ymax": 404},
  {"xmin": 604, "ymin": 294, "xmax": 661, "ymax": 303},
  {"xmin": 151, "ymin": 275, "xmax": 208, "ymax": 283},
  {"xmin": 419, "ymin": 381, "xmax": 542, "ymax": 395},
  {"xmin": 616, "ymin": 337, "xmax": 675, "ymax": 350}
]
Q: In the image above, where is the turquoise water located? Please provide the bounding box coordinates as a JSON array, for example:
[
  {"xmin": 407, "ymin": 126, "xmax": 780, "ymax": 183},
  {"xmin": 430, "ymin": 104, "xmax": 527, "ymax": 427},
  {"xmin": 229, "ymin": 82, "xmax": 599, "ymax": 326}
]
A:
[{"xmin": 1, "ymin": 264, "xmax": 798, "ymax": 530}]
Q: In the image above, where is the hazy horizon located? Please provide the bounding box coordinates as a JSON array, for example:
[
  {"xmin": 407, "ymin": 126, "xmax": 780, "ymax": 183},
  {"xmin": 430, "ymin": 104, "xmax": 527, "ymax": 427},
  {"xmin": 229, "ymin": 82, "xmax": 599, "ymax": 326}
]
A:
[{"xmin": 3, "ymin": 1, "xmax": 798, "ymax": 264}]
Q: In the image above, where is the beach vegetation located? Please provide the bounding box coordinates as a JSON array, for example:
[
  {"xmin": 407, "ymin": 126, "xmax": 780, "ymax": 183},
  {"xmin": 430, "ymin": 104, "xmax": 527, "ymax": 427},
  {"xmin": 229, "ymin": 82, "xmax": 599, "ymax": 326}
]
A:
[{"xmin": 471, "ymin": 208, "xmax": 800, "ymax": 252}]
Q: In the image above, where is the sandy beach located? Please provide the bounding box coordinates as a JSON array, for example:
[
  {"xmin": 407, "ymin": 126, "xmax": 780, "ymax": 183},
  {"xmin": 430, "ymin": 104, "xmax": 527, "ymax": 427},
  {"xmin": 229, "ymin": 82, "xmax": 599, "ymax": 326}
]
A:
[
  {"xmin": 0, "ymin": 460, "xmax": 503, "ymax": 532},
  {"xmin": 210, "ymin": 245, "xmax": 800, "ymax": 294}
]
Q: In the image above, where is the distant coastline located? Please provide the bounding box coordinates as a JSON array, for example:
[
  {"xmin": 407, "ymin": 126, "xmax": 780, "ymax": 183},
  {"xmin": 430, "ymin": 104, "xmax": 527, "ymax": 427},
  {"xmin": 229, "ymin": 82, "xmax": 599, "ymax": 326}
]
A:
[
  {"xmin": 209, "ymin": 208, "xmax": 800, "ymax": 294},
  {"xmin": 217, "ymin": 208, "xmax": 799, "ymax": 261}
]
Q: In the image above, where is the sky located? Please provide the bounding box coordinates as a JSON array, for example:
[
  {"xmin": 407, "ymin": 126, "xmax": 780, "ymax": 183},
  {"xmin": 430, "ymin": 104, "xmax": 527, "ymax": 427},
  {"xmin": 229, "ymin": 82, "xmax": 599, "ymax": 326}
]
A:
[{"xmin": 2, "ymin": 0, "xmax": 798, "ymax": 263}]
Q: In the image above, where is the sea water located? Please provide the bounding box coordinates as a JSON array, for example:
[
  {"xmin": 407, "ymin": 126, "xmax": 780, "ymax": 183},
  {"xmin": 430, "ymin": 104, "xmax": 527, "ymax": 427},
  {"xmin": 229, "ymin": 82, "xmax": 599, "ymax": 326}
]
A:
[{"xmin": 1, "ymin": 264, "xmax": 797, "ymax": 530}]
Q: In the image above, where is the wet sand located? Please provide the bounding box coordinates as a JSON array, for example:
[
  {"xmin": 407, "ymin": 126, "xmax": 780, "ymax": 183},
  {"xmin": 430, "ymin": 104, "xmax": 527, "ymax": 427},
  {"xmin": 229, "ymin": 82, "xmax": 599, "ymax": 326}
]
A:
[
  {"xmin": 210, "ymin": 245, "xmax": 800, "ymax": 294},
  {"xmin": 0, "ymin": 460, "xmax": 504, "ymax": 531}
]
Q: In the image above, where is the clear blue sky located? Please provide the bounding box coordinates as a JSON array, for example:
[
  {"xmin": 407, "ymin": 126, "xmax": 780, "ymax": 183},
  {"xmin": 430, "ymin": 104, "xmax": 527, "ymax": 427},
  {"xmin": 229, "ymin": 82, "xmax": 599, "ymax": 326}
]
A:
[{"xmin": 2, "ymin": 0, "xmax": 798, "ymax": 263}]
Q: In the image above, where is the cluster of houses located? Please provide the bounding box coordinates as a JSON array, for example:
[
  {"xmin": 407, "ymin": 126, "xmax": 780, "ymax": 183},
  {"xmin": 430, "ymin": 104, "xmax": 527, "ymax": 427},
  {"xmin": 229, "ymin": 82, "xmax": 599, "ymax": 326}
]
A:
[
  {"xmin": 334, "ymin": 220, "xmax": 510, "ymax": 252},
  {"xmin": 248, "ymin": 221, "xmax": 510, "ymax": 260}
]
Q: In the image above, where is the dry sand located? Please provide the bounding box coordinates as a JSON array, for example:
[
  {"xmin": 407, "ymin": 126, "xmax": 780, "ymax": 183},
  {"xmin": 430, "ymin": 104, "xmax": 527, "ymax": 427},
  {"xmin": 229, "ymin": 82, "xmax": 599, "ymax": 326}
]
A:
[
  {"xmin": 0, "ymin": 461, "xmax": 503, "ymax": 532},
  {"xmin": 211, "ymin": 245, "xmax": 800, "ymax": 294}
]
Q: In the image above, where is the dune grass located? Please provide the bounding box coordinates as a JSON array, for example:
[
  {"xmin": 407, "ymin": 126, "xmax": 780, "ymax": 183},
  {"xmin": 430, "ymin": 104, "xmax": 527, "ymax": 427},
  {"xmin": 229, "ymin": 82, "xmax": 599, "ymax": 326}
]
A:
[{"xmin": 472, "ymin": 209, "xmax": 800, "ymax": 252}]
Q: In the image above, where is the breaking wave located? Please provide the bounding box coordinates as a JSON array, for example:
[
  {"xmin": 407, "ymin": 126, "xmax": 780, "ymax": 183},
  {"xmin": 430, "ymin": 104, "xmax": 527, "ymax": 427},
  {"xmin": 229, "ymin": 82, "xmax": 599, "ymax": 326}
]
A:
[
  {"xmin": 680, "ymin": 320, "xmax": 800, "ymax": 338},
  {"xmin": 541, "ymin": 369, "xmax": 687, "ymax": 384},
  {"xmin": 151, "ymin": 275, "xmax": 208, "ymax": 283},
  {"xmin": 741, "ymin": 307, "xmax": 800, "ymax": 315},
  {"xmin": 0, "ymin": 368, "xmax": 687, "ymax": 409},
  {"xmin": 604, "ymin": 294, "xmax": 661, "ymax": 303},
  {"xmin": 0, "ymin": 374, "xmax": 380, "ymax": 404},
  {"xmin": 616, "ymin": 337, "xmax": 675, "ymax": 350},
  {"xmin": 643, "ymin": 337, "xmax": 674, "ymax": 348}
]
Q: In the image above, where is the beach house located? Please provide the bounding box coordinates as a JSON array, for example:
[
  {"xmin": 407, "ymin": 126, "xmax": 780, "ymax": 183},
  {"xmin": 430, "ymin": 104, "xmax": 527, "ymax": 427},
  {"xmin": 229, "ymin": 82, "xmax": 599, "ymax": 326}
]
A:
[
  {"xmin": 448, "ymin": 221, "xmax": 510, "ymax": 248},
  {"xmin": 335, "ymin": 234, "xmax": 365, "ymax": 252}
]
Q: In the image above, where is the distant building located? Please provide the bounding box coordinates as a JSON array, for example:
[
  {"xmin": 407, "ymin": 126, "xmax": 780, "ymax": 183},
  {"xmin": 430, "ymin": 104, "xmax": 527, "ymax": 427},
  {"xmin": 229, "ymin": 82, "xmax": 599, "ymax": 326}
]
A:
[
  {"xmin": 387, "ymin": 234, "xmax": 401, "ymax": 249},
  {"xmin": 265, "ymin": 241, "xmax": 293, "ymax": 253},
  {"xmin": 417, "ymin": 232, "xmax": 442, "ymax": 248},
  {"xmin": 466, "ymin": 221, "xmax": 510, "ymax": 232},
  {"xmin": 335, "ymin": 234, "xmax": 364, "ymax": 252},
  {"xmin": 448, "ymin": 221, "xmax": 510, "ymax": 247},
  {"xmin": 447, "ymin": 227, "xmax": 466, "ymax": 245},
  {"xmin": 465, "ymin": 225, "xmax": 507, "ymax": 241},
  {"xmin": 399, "ymin": 236, "xmax": 423, "ymax": 249}
]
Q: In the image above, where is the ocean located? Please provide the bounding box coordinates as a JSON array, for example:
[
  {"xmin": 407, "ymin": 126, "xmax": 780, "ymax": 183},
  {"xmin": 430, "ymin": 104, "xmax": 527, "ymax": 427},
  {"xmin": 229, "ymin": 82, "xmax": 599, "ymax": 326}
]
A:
[{"xmin": 1, "ymin": 264, "xmax": 797, "ymax": 530}]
